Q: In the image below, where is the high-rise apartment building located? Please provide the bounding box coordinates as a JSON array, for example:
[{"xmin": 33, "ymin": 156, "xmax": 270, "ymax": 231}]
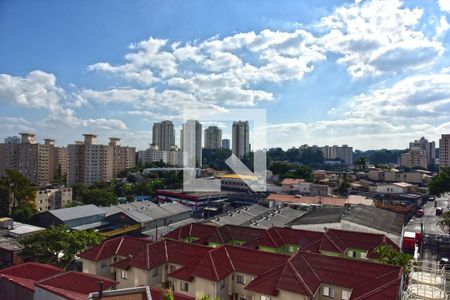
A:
[
  {"xmin": 0, "ymin": 133, "xmax": 59, "ymax": 186},
  {"xmin": 399, "ymin": 148, "xmax": 427, "ymax": 169},
  {"xmin": 204, "ymin": 126, "xmax": 222, "ymax": 149},
  {"xmin": 109, "ymin": 138, "xmax": 136, "ymax": 177},
  {"xmin": 409, "ymin": 137, "xmax": 435, "ymax": 166},
  {"xmin": 4, "ymin": 136, "xmax": 20, "ymax": 144},
  {"xmin": 181, "ymin": 120, "xmax": 202, "ymax": 167},
  {"xmin": 232, "ymin": 121, "xmax": 250, "ymax": 158},
  {"xmin": 137, "ymin": 144, "xmax": 184, "ymax": 167},
  {"xmin": 222, "ymin": 139, "xmax": 230, "ymax": 150},
  {"xmin": 320, "ymin": 145, "xmax": 353, "ymax": 165},
  {"xmin": 152, "ymin": 121, "xmax": 175, "ymax": 151},
  {"xmin": 439, "ymin": 134, "xmax": 450, "ymax": 168},
  {"xmin": 55, "ymin": 147, "xmax": 69, "ymax": 179}
]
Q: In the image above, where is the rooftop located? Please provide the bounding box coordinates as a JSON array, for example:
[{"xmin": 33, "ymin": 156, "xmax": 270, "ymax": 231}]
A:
[
  {"xmin": 46, "ymin": 204, "xmax": 105, "ymax": 221},
  {"xmin": 266, "ymin": 194, "xmax": 346, "ymax": 207},
  {"xmin": 0, "ymin": 262, "xmax": 63, "ymax": 291},
  {"xmin": 281, "ymin": 178, "xmax": 305, "ymax": 185}
]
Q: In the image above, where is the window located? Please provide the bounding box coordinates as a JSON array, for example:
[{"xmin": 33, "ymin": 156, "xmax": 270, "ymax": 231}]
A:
[
  {"xmin": 261, "ymin": 296, "xmax": 271, "ymax": 300},
  {"xmin": 120, "ymin": 270, "xmax": 127, "ymax": 279},
  {"xmin": 323, "ymin": 286, "xmax": 335, "ymax": 297},
  {"xmin": 152, "ymin": 267, "xmax": 159, "ymax": 277},
  {"xmin": 342, "ymin": 290, "xmax": 351, "ymax": 300},
  {"xmin": 180, "ymin": 282, "xmax": 188, "ymax": 291},
  {"xmin": 236, "ymin": 274, "xmax": 245, "ymax": 284}
]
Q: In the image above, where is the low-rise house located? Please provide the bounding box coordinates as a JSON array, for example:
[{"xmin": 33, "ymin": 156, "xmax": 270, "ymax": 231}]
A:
[
  {"xmin": 266, "ymin": 194, "xmax": 346, "ymax": 209},
  {"xmin": 35, "ymin": 186, "xmax": 72, "ymax": 213},
  {"xmin": 310, "ymin": 183, "xmax": 331, "ymax": 196},
  {"xmin": 288, "ymin": 205, "xmax": 405, "ymax": 245},
  {"xmin": 280, "ymin": 178, "xmax": 310, "ymax": 194},
  {"xmin": 375, "ymin": 182, "xmax": 413, "ymax": 194}
]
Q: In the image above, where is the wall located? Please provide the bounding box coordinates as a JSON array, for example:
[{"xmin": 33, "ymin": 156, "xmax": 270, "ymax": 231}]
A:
[
  {"xmin": 0, "ymin": 279, "xmax": 34, "ymax": 300},
  {"xmin": 115, "ymin": 267, "xmax": 149, "ymax": 289},
  {"xmin": 34, "ymin": 287, "xmax": 67, "ymax": 300}
]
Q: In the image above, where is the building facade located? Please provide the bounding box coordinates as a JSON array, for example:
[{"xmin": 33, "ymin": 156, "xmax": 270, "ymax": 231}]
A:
[
  {"xmin": 35, "ymin": 186, "xmax": 72, "ymax": 213},
  {"xmin": 109, "ymin": 138, "xmax": 136, "ymax": 177},
  {"xmin": 181, "ymin": 120, "xmax": 202, "ymax": 167},
  {"xmin": 232, "ymin": 121, "xmax": 250, "ymax": 158},
  {"xmin": 439, "ymin": 134, "xmax": 450, "ymax": 168},
  {"xmin": 399, "ymin": 149, "xmax": 427, "ymax": 169},
  {"xmin": 320, "ymin": 145, "xmax": 353, "ymax": 166},
  {"xmin": 409, "ymin": 137, "xmax": 435, "ymax": 166},
  {"xmin": 204, "ymin": 126, "xmax": 222, "ymax": 149},
  {"xmin": 152, "ymin": 120, "xmax": 175, "ymax": 151},
  {"xmin": 222, "ymin": 139, "xmax": 230, "ymax": 150}
]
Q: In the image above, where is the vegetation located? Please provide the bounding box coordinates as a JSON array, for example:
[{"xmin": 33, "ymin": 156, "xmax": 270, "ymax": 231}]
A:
[
  {"xmin": 267, "ymin": 147, "xmax": 324, "ymax": 166},
  {"xmin": 354, "ymin": 157, "xmax": 368, "ymax": 172},
  {"xmin": 203, "ymin": 148, "xmax": 232, "ymax": 170},
  {"xmin": 437, "ymin": 211, "xmax": 450, "ymax": 234},
  {"xmin": 375, "ymin": 245, "xmax": 413, "ymax": 273},
  {"xmin": 268, "ymin": 161, "xmax": 313, "ymax": 181},
  {"xmin": 428, "ymin": 167, "xmax": 450, "ymax": 197},
  {"xmin": 163, "ymin": 289, "xmax": 174, "ymax": 300},
  {"xmin": 0, "ymin": 169, "xmax": 37, "ymax": 221},
  {"xmin": 21, "ymin": 225, "xmax": 104, "ymax": 269},
  {"xmin": 353, "ymin": 149, "xmax": 407, "ymax": 165}
]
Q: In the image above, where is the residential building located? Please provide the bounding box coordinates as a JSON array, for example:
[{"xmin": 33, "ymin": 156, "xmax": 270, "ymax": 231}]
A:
[
  {"xmin": 181, "ymin": 120, "xmax": 202, "ymax": 167},
  {"xmin": 400, "ymin": 148, "xmax": 427, "ymax": 169},
  {"xmin": 35, "ymin": 186, "xmax": 72, "ymax": 213},
  {"xmin": 204, "ymin": 126, "xmax": 222, "ymax": 149},
  {"xmin": 152, "ymin": 120, "xmax": 175, "ymax": 151},
  {"xmin": 55, "ymin": 146, "xmax": 68, "ymax": 179},
  {"xmin": 0, "ymin": 133, "xmax": 59, "ymax": 186},
  {"xmin": 320, "ymin": 144, "xmax": 353, "ymax": 165},
  {"xmin": 439, "ymin": 134, "xmax": 450, "ymax": 167},
  {"xmin": 4, "ymin": 136, "xmax": 20, "ymax": 144},
  {"xmin": 280, "ymin": 178, "xmax": 310, "ymax": 194},
  {"xmin": 109, "ymin": 137, "xmax": 136, "ymax": 177},
  {"xmin": 266, "ymin": 194, "xmax": 346, "ymax": 208},
  {"xmin": 222, "ymin": 138, "xmax": 230, "ymax": 150},
  {"xmin": 34, "ymin": 204, "xmax": 106, "ymax": 230},
  {"xmin": 79, "ymin": 231, "xmax": 402, "ymax": 300},
  {"xmin": 409, "ymin": 136, "xmax": 436, "ymax": 166},
  {"xmin": 375, "ymin": 182, "xmax": 413, "ymax": 194},
  {"xmin": 232, "ymin": 121, "xmax": 250, "ymax": 158},
  {"xmin": 138, "ymin": 145, "xmax": 184, "ymax": 167},
  {"xmin": 310, "ymin": 183, "xmax": 331, "ymax": 196}
]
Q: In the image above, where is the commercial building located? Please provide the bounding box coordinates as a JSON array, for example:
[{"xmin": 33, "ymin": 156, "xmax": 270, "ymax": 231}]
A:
[
  {"xmin": 152, "ymin": 120, "xmax": 175, "ymax": 151},
  {"xmin": 320, "ymin": 144, "xmax": 353, "ymax": 165},
  {"xmin": 79, "ymin": 227, "xmax": 402, "ymax": 300},
  {"xmin": 68, "ymin": 134, "xmax": 135, "ymax": 186},
  {"xmin": 222, "ymin": 138, "xmax": 230, "ymax": 150},
  {"xmin": 232, "ymin": 121, "xmax": 250, "ymax": 158},
  {"xmin": 181, "ymin": 120, "xmax": 202, "ymax": 167},
  {"xmin": 204, "ymin": 126, "xmax": 222, "ymax": 149},
  {"xmin": 409, "ymin": 136, "xmax": 436, "ymax": 166},
  {"xmin": 0, "ymin": 133, "xmax": 65, "ymax": 186},
  {"xmin": 35, "ymin": 186, "xmax": 72, "ymax": 213},
  {"xmin": 439, "ymin": 134, "xmax": 450, "ymax": 167}
]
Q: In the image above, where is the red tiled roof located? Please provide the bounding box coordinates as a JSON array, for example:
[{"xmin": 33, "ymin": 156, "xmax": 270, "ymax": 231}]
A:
[
  {"xmin": 35, "ymin": 271, "xmax": 118, "ymax": 300},
  {"xmin": 0, "ymin": 262, "xmax": 63, "ymax": 291},
  {"xmin": 113, "ymin": 239, "xmax": 211, "ymax": 270},
  {"xmin": 259, "ymin": 227, "xmax": 324, "ymax": 250},
  {"xmin": 320, "ymin": 229, "xmax": 399, "ymax": 258},
  {"xmin": 79, "ymin": 236, "xmax": 152, "ymax": 262},
  {"xmin": 281, "ymin": 178, "xmax": 305, "ymax": 185},
  {"xmin": 150, "ymin": 287, "xmax": 195, "ymax": 300},
  {"xmin": 266, "ymin": 194, "xmax": 346, "ymax": 207},
  {"xmin": 207, "ymin": 224, "xmax": 265, "ymax": 246},
  {"xmin": 246, "ymin": 251, "xmax": 402, "ymax": 299},
  {"xmin": 164, "ymin": 223, "xmax": 218, "ymax": 244}
]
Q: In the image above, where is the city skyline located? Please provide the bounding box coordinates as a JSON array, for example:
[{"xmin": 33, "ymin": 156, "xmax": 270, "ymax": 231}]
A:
[{"xmin": 1, "ymin": 0, "xmax": 450, "ymax": 150}]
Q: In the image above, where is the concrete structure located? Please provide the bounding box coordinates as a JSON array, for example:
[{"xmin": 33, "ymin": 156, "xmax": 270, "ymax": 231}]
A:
[
  {"xmin": 55, "ymin": 147, "xmax": 68, "ymax": 179},
  {"xmin": 204, "ymin": 126, "xmax": 222, "ymax": 149},
  {"xmin": 222, "ymin": 138, "xmax": 230, "ymax": 150},
  {"xmin": 232, "ymin": 121, "xmax": 250, "ymax": 158},
  {"xmin": 439, "ymin": 134, "xmax": 450, "ymax": 167},
  {"xmin": 410, "ymin": 136, "xmax": 436, "ymax": 166},
  {"xmin": 4, "ymin": 136, "xmax": 20, "ymax": 144},
  {"xmin": 68, "ymin": 134, "xmax": 134, "ymax": 186},
  {"xmin": 310, "ymin": 183, "xmax": 331, "ymax": 196},
  {"xmin": 35, "ymin": 186, "xmax": 72, "ymax": 213},
  {"xmin": 138, "ymin": 145, "xmax": 184, "ymax": 167},
  {"xmin": 266, "ymin": 194, "xmax": 346, "ymax": 209},
  {"xmin": 109, "ymin": 138, "xmax": 136, "ymax": 177},
  {"xmin": 0, "ymin": 133, "xmax": 62, "ymax": 186},
  {"xmin": 181, "ymin": 120, "xmax": 202, "ymax": 167},
  {"xmin": 320, "ymin": 144, "xmax": 353, "ymax": 165},
  {"xmin": 400, "ymin": 148, "xmax": 427, "ymax": 169},
  {"xmin": 280, "ymin": 178, "xmax": 310, "ymax": 193},
  {"xmin": 375, "ymin": 182, "xmax": 413, "ymax": 194},
  {"xmin": 152, "ymin": 120, "xmax": 175, "ymax": 151}
]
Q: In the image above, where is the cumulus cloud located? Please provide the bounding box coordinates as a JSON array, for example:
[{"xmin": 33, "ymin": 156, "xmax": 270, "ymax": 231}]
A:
[
  {"xmin": 438, "ymin": 0, "xmax": 450, "ymax": 13},
  {"xmin": 318, "ymin": 0, "xmax": 443, "ymax": 77}
]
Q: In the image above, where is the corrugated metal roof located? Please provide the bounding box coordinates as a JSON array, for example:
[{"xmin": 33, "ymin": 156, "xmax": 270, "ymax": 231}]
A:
[{"xmin": 49, "ymin": 205, "xmax": 105, "ymax": 221}]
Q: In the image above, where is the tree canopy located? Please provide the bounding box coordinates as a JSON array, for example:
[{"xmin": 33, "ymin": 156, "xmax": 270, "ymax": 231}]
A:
[
  {"xmin": 437, "ymin": 211, "xmax": 450, "ymax": 234},
  {"xmin": 375, "ymin": 245, "xmax": 413, "ymax": 273},
  {"xmin": 0, "ymin": 169, "xmax": 36, "ymax": 220},
  {"xmin": 429, "ymin": 168, "xmax": 450, "ymax": 197},
  {"xmin": 21, "ymin": 225, "xmax": 104, "ymax": 269}
]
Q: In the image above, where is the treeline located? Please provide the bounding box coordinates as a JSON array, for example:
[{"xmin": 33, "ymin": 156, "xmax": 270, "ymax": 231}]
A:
[{"xmin": 354, "ymin": 149, "xmax": 408, "ymax": 164}]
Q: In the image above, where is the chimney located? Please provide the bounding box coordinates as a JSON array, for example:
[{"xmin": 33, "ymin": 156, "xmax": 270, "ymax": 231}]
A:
[{"xmin": 98, "ymin": 281, "xmax": 103, "ymax": 299}]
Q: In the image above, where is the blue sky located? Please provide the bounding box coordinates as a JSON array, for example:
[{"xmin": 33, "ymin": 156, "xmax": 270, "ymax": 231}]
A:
[{"xmin": 1, "ymin": 0, "xmax": 450, "ymax": 150}]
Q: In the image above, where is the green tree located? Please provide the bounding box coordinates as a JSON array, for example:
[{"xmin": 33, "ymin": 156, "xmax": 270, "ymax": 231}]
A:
[
  {"xmin": 163, "ymin": 289, "xmax": 174, "ymax": 300},
  {"xmin": 197, "ymin": 296, "xmax": 220, "ymax": 300},
  {"xmin": 437, "ymin": 211, "xmax": 450, "ymax": 234},
  {"xmin": 269, "ymin": 161, "xmax": 291, "ymax": 175},
  {"xmin": 375, "ymin": 245, "xmax": 413, "ymax": 273},
  {"xmin": 82, "ymin": 189, "xmax": 118, "ymax": 206},
  {"xmin": 429, "ymin": 168, "xmax": 450, "ymax": 197},
  {"xmin": 21, "ymin": 225, "xmax": 104, "ymax": 269},
  {"xmin": 12, "ymin": 201, "xmax": 37, "ymax": 222},
  {"xmin": 0, "ymin": 169, "xmax": 36, "ymax": 217},
  {"xmin": 354, "ymin": 157, "xmax": 368, "ymax": 172}
]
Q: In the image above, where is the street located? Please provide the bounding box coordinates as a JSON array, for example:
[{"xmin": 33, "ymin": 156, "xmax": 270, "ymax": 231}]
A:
[{"xmin": 405, "ymin": 196, "xmax": 449, "ymax": 236}]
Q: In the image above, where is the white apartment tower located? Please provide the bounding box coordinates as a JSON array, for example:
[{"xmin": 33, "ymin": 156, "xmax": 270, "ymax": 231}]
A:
[
  {"xmin": 152, "ymin": 121, "xmax": 175, "ymax": 151},
  {"xmin": 320, "ymin": 145, "xmax": 353, "ymax": 165},
  {"xmin": 181, "ymin": 120, "xmax": 202, "ymax": 167},
  {"xmin": 204, "ymin": 126, "xmax": 222, "ymax": 149},
  {"xmin": 232, "ymin": 121, "xmax": 250, "ymax": 158}
]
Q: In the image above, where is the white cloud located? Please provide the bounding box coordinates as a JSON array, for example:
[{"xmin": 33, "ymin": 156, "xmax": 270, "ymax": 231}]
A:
[
  {"xmin": 319, "ymin": 0, "xmax": 443, "ymax": 77},
  {"xmin": 438, "ymin": 0, "xmax": 450, "ymax": 13}
]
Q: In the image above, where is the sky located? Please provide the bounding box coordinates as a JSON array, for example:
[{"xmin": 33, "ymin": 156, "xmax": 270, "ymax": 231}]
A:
[{"xmin": 1, "ymin": 0, "xmax": 450, "ymax": 151}]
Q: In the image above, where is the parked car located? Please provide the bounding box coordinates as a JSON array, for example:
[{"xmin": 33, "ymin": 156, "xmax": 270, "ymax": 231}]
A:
[
  {"xmin": 436, "ymin": 207, "xmax": 444, "ymax": 216},
  {"xmin": 428, "ymin": 196, "xmax": 435, "ymax": 201},
  {"xmin": 416, "ymin": 209, "xmax": 424, "ymax": 217},
  {"xmin": 439, "ymin": 257, "xmax": 449, "ymax": 270}
]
